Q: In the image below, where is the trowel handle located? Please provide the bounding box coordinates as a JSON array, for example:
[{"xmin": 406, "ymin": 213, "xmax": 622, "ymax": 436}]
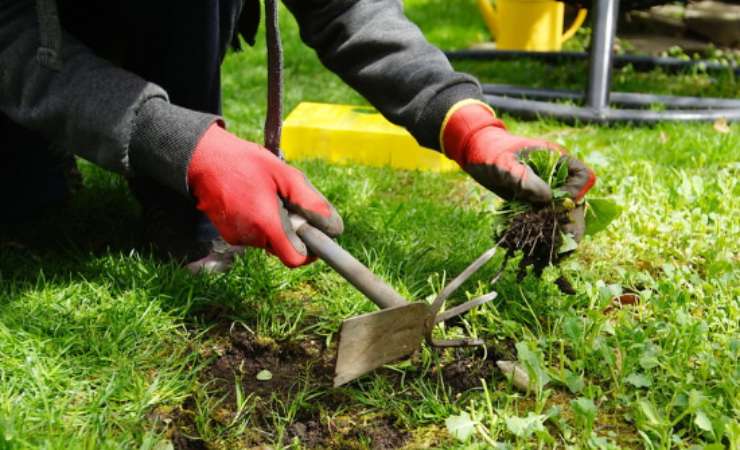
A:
[{"xmin": 289, "ymin": 214, "xmax": 408, "ymax": 310}]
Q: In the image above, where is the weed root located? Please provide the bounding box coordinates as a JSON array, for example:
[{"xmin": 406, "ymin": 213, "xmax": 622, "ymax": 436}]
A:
[{"xmin": 497, "ymin": 205, "xmax": 570, "ymax": 277}]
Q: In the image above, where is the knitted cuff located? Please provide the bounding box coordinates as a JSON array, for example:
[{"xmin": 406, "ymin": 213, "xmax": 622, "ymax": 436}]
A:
[{"xmin": 130, "ymin": 98, "xmax": 222, "ymax": 194}]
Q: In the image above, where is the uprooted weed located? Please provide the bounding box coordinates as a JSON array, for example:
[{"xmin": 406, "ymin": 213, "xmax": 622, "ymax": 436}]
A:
[
  {"xmin": 497, "ymin": 205, "xmax": 570, "ymax": 277},
  {"xmin": 493, "ymin": 151, "xmax": 574, "ymax": 281}
]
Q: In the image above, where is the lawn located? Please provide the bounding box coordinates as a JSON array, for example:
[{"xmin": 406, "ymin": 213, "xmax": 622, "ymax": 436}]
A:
[{"xmin": 1, "ymin": 0, "xmax": 738, "ymax": 449}]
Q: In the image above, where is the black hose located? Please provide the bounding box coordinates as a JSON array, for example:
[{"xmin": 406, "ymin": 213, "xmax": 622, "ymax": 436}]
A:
[
  {"xmin": 561, "ymin": 0, "xmax": 688, "ymax": 9},
  {"xmin": 445, "ymin": 49, "xmax": 740, "ymax": 75}
]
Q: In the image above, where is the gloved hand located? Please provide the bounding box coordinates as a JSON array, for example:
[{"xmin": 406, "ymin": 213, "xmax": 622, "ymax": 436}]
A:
[
  {"xmin": 187, "ymin": 123, "xmax": 343, "ymax": 267},
  {"xmin": 442, "ymin": 101, "xmax": 595, "ymax": 204},
  {"xmin": 442, "ymin": 100, "xmax": 596, "ymax": 241}
]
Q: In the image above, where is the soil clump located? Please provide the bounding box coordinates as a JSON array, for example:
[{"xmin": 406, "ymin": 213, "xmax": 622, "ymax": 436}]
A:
[
  {"xmin": 439, "ymin": 356, "xmax": 497, "ymax": 393},
  {"xmin": 498, "ymin": 205, "xmax": 570, "ymax": 277},
  {"xmin": 436, "ymin": 341, "xmax": 516, "ymax": 393}
]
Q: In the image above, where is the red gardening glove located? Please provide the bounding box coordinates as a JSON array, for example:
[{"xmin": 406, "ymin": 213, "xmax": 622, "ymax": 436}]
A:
[
  {"xmin": 442, "ymin": 102, "xmax": 596, "ymax": 204},
  {"xmin": 187, "ymin": 124, "xmax": 343, "ymax": 268}
]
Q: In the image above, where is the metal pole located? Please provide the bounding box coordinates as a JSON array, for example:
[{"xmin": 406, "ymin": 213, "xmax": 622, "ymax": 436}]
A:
[
  {"xmin": 483, "ymin": 94, "xmax": 740, "ymax": 123},
  {"xmin": 586, "ymin": 0, "xmax": 620, "ymax": 111}
]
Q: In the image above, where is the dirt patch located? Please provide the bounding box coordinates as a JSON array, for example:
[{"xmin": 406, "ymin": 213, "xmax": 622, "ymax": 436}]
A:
[
  {"xmin": 149, "ymin": 325, "xmax": 341, "ymax": 448},
  {"xmin": 171, "ymin": 430, "xmax": 207, "ymax": 450},
  {"xmin": 202, "ymin": 327, "xmax": 334, "ymax": 403},
  {"xmin": 433, "ymin": 343, "xmax": 516, "ymax": 394},
  {"xmin": 284, "ymin": 413, "xmax": 410, "ymax": 449},
  {"xmin": 439, "ymin": 356, "xmax": 496, "ymax": 393},
  {"xmin": 153, "ymin": 324, "xmax": 501, "ymax": 448},
  {"xmin": 285, "ymin": 418, "xmax": 325, "ymax": 448},
  {"xmin": 196, "ymin": 325, "xmax": 414, "ymax": 448}
]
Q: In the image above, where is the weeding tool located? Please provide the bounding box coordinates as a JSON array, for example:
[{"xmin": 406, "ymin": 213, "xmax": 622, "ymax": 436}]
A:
[
  {"xmin": 260, "ymin": 0, "xmax": 499, "ymax": 386},
  {"xmin": 289, "ymin": 214, "xmax": 500, "ymax": 386}
]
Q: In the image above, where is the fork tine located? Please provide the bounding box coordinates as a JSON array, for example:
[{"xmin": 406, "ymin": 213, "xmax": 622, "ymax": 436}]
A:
[
  {"xmin": 430, "ymin": 246, "xmax": 498, "ymax": 315},
  {"xmin": 433, "ymin": 291, "xmax": 498, "ymax": 325}
]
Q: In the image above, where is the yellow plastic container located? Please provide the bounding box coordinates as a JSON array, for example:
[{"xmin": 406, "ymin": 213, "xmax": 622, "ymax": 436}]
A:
[
  {"xmin": 477, "ymin": 0, "xmax": 587, "ymax": 51},
  {"xmin": 281, "ymin": 102, "xmax": 458, "ymax": 172}
]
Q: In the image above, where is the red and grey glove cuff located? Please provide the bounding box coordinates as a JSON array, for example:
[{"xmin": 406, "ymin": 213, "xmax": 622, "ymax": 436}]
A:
[{"xmin": 440, "ymin": 99, "xmax": 504, "ymax": 164}]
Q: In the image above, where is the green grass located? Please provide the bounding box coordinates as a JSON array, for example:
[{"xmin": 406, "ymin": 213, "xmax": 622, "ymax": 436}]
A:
[{"xmin": 1, "ymin": 0, "xmax": 739, "ymax": 448}]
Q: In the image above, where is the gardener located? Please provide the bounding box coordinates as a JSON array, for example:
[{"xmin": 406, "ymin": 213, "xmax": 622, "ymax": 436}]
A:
[{"xmin": 0, "ymin": 0, "xmax": 595, "ymax": 272}]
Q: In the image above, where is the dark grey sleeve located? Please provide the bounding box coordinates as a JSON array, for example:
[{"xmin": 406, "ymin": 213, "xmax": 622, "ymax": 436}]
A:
[
  {"xmin": 283, "ymin": 0, "xmax": 485, "ymax": 151},
  {"xmin": 0, "ymin": 0, "xmax": 218, "ymax": 194}
]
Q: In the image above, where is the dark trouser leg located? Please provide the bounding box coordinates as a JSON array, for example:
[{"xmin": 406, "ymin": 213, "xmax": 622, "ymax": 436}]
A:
[
  {"xmin": 0, "ymin": 117, "xmax": 72, "ymax": 223},
  {"xmin": 58, "ymin": 0, "xmax": 240, "ymax": 248},
  {"xmin": 122, "ymin": 1, "xmax": 233, "ymax": 244}
]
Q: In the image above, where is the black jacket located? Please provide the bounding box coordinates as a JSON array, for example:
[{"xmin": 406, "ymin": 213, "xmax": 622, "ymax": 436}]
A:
[{"xmin": 0, "ymin": 0, "xmax": 484, "ymax": 193}]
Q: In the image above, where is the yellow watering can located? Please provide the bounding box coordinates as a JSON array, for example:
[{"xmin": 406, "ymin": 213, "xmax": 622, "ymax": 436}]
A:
[{"xmin": 477, "ymin": 0, "xmax": 588, "ymax": 51}]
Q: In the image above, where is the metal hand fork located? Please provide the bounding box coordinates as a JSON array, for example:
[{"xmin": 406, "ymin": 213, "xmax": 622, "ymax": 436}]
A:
[
  {"xmin": 290, "ymin": 215, "xmax": 499, "ymax": 386},
  {"xmin": 262, "ymin": 2, "xmax": 498, "ymax": 386}
]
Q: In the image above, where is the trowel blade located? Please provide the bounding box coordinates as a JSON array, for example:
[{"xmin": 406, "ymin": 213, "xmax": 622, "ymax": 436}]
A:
[{"xmin": 333, "ymin": 302, "xmax": 430, "ymax": 387}]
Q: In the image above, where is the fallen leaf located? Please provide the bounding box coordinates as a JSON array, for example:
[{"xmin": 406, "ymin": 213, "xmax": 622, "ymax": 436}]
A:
[
  {"xmin": 604, "ymin": 292, "xmax": 641, "ymax": 314},
  {"xmin": 445, "ymin": 411, "xmax": 476, "ymax": 442},
  {"xmin": 713, "ymin": 117, "xmax": 730, "ymax": 134},
  {"xmin": 256, "ymin": 369, "xmax": 273, "ymax": 381},
  {"xmin": 613, "ymin": 293, "xmax": 640, "ymax": 305}
]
